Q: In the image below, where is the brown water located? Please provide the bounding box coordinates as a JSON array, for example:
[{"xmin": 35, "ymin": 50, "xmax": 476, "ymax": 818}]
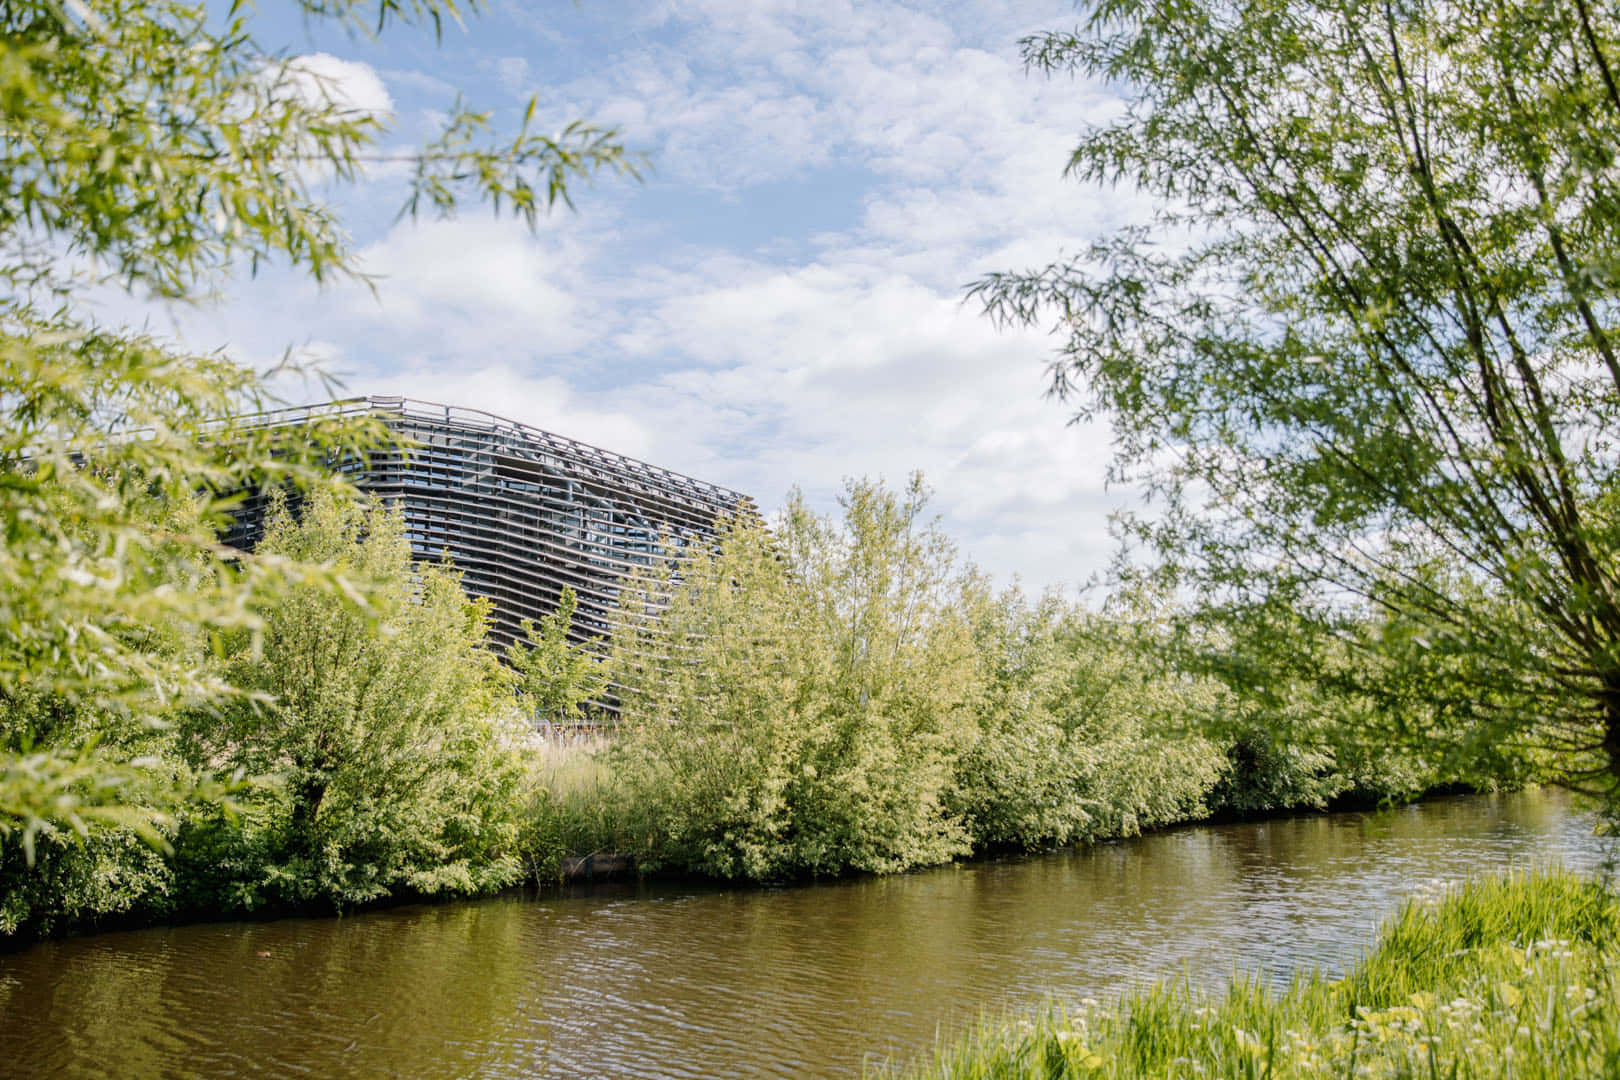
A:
[{"xmin": 0, "ymin": 790, "xmax": 1610, "ymax": 1079}]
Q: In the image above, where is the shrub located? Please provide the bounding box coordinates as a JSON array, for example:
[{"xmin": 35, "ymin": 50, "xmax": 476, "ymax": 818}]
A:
[
  {"xmin": 949, "ymin": 586, "xmax": 1089, "ymax": 849},
  {"xmin": 610, "ymin": 477, "xmax": 980, "ymax": 879},
  {"xmin": 0, "ymin": 824, "xmax": 174, "ymax": 937},
  {"xmin": 176, "ymin": 489, "xmax": 527, "ymax": 907},
  {"xmin": 1047, "ymin": 603, "xmax": 1228, "ymax": 840}
]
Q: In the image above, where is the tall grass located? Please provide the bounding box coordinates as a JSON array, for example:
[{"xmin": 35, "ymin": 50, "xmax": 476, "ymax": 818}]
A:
[
  {"xmin": 893, "ymin": 868, "xmax": 1620, "ymax": 1079},
  {"xmin": 514, "ymin": 736, "xmax": 637, "ymax": 881}
]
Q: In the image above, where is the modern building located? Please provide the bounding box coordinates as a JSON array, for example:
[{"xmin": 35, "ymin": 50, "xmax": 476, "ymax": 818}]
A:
[{"xmin": 223, "ymin": 395, "xmax": 754, "ymax": 653}]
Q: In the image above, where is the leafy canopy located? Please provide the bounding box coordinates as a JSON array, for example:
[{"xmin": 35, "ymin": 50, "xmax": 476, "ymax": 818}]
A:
[
  {"xmin": 179, "ymin": 489, "xmax": 527, "ymax": 906},
  {"xmin": 0, "ymin": 0, "xmax": 633, "ymax": 854},
  {"xmin": 1, "ymin": 0, "xmax": 638, "ymax": 297},
  {"xmin": 974, "ymin": 0, "xmax": 1620, "ymax": 793}
]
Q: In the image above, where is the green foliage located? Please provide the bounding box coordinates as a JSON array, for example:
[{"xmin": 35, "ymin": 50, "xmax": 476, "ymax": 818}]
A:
[
  {"xmin": 903, "ymin": 868, "xmax": 1620, "ymax": 1079},
  {"xmin": 1212, "ymin": 707, "xmax": 1443, "ymax": 816},
  {"xmin": 974, "ymin": 0, "xmax": 1620, "ymax": 797},
  {"xmin": 949, "ymin": 586, "xmax": 1091, "ymax": 848},
  {"xmin": 610, "ymin": 476, "xmax": 982, "ymax": 878},
  {"xmin": 0, "ymin": 0, "xmax": 637, "ymax": 298},
  {"xmin": 1186, "ymin": 595, "xmax": 1544, "ymax": 813},
  {"xmin": 0, "ymin": 0, "xmax": 631, "ymax": 861},
  {"xmin": 168, "ymin": 799, "xmax": 291, "ymax": 915},
  {"xmin": 0, "ymin": 316, "xmax": 385, "ymax": 858},
  {"xmin": 1048, "ymin": 600, "xmax": 1229, "ymax": 838},
  {"xmin": 178, "ymin": 489, "xmax": 527, "ymax": 906},
  {"xmin": 1198, "ymin": 623, "xmax": 1441, "ymax": 814},
  {"xmin": 506, "ymin": 587, "xmax": 608, "ymax": 725},
  {"xmin": 603, "ymin": 476, "xmax": 1278, "ymax": 877},
  {"xmin": 1213, "ymin": 727, "xmax": 1351, "ymax": 815},
  {"xmin": 0, "ymin": 823, "xmax": 174, "ymax": 936},
  {"xmin": 949, "ymin": 587, "xmax": 1231, "ymax": 850}
]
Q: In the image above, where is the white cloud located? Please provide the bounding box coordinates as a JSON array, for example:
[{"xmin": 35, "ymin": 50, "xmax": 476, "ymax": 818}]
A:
[
  {"xmin": 614, "ymin": 258, "xmax": 1123, "ymax": 589},
  {"xmin": 494, "ymin": 56, "xmax": 533, "ymax": 96},
  {"xmin": 289, "ymin": 237, "xmax": 1128, "ymax": 588},
  {"xmin": 120, "ymin": 0, "xmax": 1148, "ymax": 592},
  {"xmin": 341, "ymin": 217, "xmax": 596, "ymax": 364},
  {"xmin": 283, "ymin": 53, "xmax": 394, "ymax": 120}
]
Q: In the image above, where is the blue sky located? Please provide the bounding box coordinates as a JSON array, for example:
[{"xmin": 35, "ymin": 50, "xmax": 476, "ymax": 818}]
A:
[{"xmin": 126, "ymin": 0, "xmax": 1153, "ymax": 593}]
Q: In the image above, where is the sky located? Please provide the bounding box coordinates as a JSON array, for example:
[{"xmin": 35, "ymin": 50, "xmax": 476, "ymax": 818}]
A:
[{"xmin": 118, "ymin": 0, "xmax": 1155, "ymax": 594}]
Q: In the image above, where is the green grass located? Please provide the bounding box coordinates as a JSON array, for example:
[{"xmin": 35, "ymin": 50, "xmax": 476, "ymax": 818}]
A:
[
  {"xmin": 517, "ymin": 736, "xmax": 640, "ymax": 877},
  {"xmin": 892, "ymin": 867, "xmax": 1620, "ymax": 1079}
]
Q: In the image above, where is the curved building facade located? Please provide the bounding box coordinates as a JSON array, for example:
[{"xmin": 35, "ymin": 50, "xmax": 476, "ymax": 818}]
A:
[{"xmin": 224, "ymin": 396, "xmax": 753, "ymax": 653}]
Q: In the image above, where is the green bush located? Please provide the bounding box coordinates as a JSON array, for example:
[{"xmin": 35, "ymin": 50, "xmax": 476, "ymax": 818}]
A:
[
  {"xmin": 1207, "ymin": 701, "xmax": 1443, "ymax": 817},
  {"xmin": 949, "ymin": 587, "xmax": 1088, "ymax": 849},
  {"xmin": 606, "ymin": 477, "xmax": 1239, "ymax": 876},
  {"xmin": 507, "ymin": 587, "xmax": 609, "ymax": 726},
  {"xmin": 1045, "ymin": 602, "xmax": 1228, "ymax": 841},
  {"xmin": 0, "ymin": 823, "xmax": 174, "ymax": 936},
  {"xmin": 1211, "ymin": 726, "xmax": 1345, "ymax": 814},
  {"xmin": 610, "ymin": 477, "xmax": 980, "ymax": 879},
  {"xmin": 176, "ymin": 489, "xmax": 528, "ymax": 907}
]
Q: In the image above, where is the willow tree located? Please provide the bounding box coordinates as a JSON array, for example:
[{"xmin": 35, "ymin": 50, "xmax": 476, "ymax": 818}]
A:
[
  {"xmin": 973, "ymin": 0, "xmax": 1620, "ymax": 792},
  {"xmin": 185, "ymin": 490, "xmax": 525, "ymax": 906},
  {"xmin": 609, "ymin": 477, "xmax": 983, "ymax": 879},
  {"xmin": 0, "ymin": 0, "xmax": 635, "ymax": 857}
]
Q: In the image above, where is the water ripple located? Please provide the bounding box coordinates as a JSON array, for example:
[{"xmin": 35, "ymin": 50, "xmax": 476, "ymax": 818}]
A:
[{"xmin": 1, "ymin": 791, "xmax": 1611, "ymax": 1079}]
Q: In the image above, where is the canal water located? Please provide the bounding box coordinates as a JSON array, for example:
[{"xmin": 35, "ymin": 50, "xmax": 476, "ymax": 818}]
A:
[{"xmin": 0, "ymin": 790, "xmax": 1610, "ymax": 1078}]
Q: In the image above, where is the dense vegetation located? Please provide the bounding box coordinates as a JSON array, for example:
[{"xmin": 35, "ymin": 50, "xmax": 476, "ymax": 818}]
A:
[
  {"xmin": 1, "ymin": 493, "xmax": 539, "ymax": 933},
  {"xmin": 0, "ymin": 0, "xmax": 632, "ymax": 864},
  {"xmin": 0, "ymin": 0, "xmax": 629, "ymax": 934},
  {"xmin": 2, "ymin": 16, "xmax": 1613, "ymax": 1080},
  {"xmin": 0, "ymin": 0, "xmax": 1596, "ymax": 963},
  {"xmin": 528, "ymin": 476, "xmax": 1508, "ymax": 885},
  {"xmin": 974, "ymin": 0, "xmax": 1620, "ymax": 798},
  {"xmin": 2, "ymin": 471, "xmax": 1522, "ymax": 937},
  {"xmin": 898, "ymin": 868, "xmax": 1620, "ymax": 1079}
]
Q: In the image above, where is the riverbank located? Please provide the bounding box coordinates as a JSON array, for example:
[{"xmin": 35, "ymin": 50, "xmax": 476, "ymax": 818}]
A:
[
  {"xmin": 5, "ymin": 476, "xmax": 1553, "ymax": 942},
  {"xmin": 0, "ymin": 705, "xmax": 1535, "ymax": 943},
  {"xmin": 895, "ymin": 867, "xmax": 1620, "ymax": 1079},
  {"xmin": 543, "ymin": 782, "xmax": 1511, "ymax": 885},
  {"xmin": 525, "ymin": 723, "xmax": 1517, "ymax": 889},
  {"xmin": 0, "ymin": 781, "xmax": 1520, "ymax": 948}
]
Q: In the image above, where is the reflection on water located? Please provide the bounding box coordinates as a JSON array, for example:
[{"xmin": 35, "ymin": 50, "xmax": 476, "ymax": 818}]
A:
[{"xmin": 1, "ymin": 791, "xmax": 1611, "ymax": 1078}]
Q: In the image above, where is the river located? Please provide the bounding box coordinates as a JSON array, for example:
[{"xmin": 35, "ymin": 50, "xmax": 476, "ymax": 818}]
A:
[{"xmin": 0, "ymin": 790, "xmax": 1610, "ymax": 1078}]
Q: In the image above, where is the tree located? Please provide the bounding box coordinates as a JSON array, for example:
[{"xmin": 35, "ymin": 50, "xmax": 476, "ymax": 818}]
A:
[
  {"xmin": 178, "ymin": 490, "xmax": 526, "ymax": 906},
  {"xmin": 0, "ymin": 0, "xmax": 634, "ymax": 855},
  {"xmin": 609, "ymin": 477, "xmax": 982, "ymax": 878},
  {"xmin": 973, "ymin": 0, "xmax": 1620, "ymax": 795},
  {"xmin": 506, "ymin": 587, "xmax": 609, "ymax": 726}
]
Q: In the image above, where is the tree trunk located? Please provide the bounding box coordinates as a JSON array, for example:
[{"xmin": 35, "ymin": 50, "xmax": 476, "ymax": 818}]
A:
[
  {"xmin": 1603, "ymin": 678, "xmax": 1620, "ymax": 792},
  {"xmin": 289, "ymin": 774, "xmax": 328, "ymax": 853}
]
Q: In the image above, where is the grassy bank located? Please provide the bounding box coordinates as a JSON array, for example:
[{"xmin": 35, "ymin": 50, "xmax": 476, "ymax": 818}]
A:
[{"xmin": 895, "ymin": 868, "xmax": 1620, "ymax": 1079}]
